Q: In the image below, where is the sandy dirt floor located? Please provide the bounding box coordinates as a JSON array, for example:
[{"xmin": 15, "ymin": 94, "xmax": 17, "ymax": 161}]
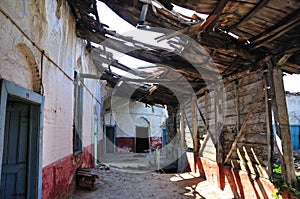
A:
[{"xmin": 71, "ymin": 167, "xmax": 235, "ymax": 199}]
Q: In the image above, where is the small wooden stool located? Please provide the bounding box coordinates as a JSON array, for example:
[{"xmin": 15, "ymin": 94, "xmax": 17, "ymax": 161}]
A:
[{"xmin": 76, "ymin": 168, "xmax": 99, "ymax": 190}]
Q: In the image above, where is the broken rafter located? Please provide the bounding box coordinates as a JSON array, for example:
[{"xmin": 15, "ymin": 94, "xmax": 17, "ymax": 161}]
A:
[
  {"xmin": 200, "ymin": 31, "xmax": 257, "ymax": 60},
  {"xmin": 92, "ymin": 52, "xmax": 146, "ymax": 77},
  {"xmin": 105, "ymin": 0, "xmax": 187, "ymax": 30},
  {"xmin": 205, "ymin": 0, "xmax": 230, "ymax": 32},
  {"xmin": 93, "ymin": 39, "xmax": 220, "ymax": 82},
  {"xmin": 249, "ymin": 8, "xmax": 300, "ymax": 49},
  {"xmin": 157, "ymin": 0, "xmax": 230, "ymax": 41},
  {"xmin": 156, "ymin": 14, "xmax": 217, "ymax": 41}
]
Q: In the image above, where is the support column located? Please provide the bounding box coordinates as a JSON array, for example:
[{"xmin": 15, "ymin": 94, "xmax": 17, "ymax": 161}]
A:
[
  {"xmin": 192, "ymin": 96, "xmax": 199, "ymax": 157},
  {"xmin": 177, "ymin": 108, "xmax": 187, "ymax": 172},
  {"xmin": 166, "ymin": 106, "xmax": 178, "ymax": 160},
  {"xmin": 180, "ymin": 108, "xmax": 185, "ymax": 149},
  {"xmin": 264, "ymin": 72, "xmax": 274, "ymax": 179},
  {"xmin": 268, "ymin": 62, "xmax": 296, "ymax": 184},
  {"xmin": 214, "ymin": 86, "xmax": 223, "ymax": 164}
]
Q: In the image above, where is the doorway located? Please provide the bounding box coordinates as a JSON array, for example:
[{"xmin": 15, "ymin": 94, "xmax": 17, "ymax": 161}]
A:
[
  {"xmin": 105, "ymin": 126, "xmax": 116, "ymax": 153},
  {"xmin": 136, "ymin": 126, "xmax": 149, "ymax": 153},
  {"xmin": 0, "ymin": 80, "xmax": 44, "ymax": 199}
]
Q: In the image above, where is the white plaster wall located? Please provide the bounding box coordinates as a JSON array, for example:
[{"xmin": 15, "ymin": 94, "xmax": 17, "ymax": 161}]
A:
[
  {"xmin": 286, "ymin": 94, "xmax": 300, "ymax": 124},
  {"xmin": 0, "ymin": 0, "xmax": 100, "ymax": 166},
  {"xmin": 105, "ymin": 97, "xmax": 167, "ymax": 138},
  {"xmin": 0, "ymin": 47, "xmax": 33, "ymax": 90}
]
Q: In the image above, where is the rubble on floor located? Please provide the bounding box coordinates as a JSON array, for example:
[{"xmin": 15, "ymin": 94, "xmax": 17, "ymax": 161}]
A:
[{"xmin": 72, "ymin": 167, "xmax": 236, "ymax": 199}]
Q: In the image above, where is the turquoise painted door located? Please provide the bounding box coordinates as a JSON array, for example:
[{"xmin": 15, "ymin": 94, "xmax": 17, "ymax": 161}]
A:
[
  {"xmin": 1, "ymin": 102, "xmax": 29, "ymax": 199},
  {"xmin": 290, "ymin": 125, "xmax": 300, "ymax": 150}
]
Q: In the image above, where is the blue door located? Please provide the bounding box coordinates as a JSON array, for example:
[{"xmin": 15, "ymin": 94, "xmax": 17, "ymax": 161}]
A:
[
  {"xmin": 162, "ymin": 128, "xmax": 166, "ymax": 148},
  {"xmin": 290, "ymin": 125, "xmax": 300, "ymax": 150},
  {"xmin": 1, "ymin": 102, "xmax": 29, "ymax": 198},
  {"xmin": 273, "ymin": 124, "xmax": 300, "ymax": 150}
]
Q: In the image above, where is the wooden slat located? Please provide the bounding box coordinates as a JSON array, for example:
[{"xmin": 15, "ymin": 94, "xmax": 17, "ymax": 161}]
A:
[
  {"xmin": 224, "ymin": 88, "xmax": 264, "ymax": 164},
  {"xmin": 249, "ymin": 8, "xmax": 300, "ymax": 49},
  {"xmin": 229, "ymin": 0, "xmax": 271, "ymax": 30}
]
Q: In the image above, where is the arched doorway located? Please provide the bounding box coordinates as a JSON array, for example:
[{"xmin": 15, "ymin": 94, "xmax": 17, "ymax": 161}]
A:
[{"xmin": 0, "ymin": 43, "xmax": 43, "ymax": 198}]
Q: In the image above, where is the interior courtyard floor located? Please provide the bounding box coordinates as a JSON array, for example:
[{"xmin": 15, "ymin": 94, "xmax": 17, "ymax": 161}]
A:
[{"xmin": 71, "ymin": 160, "xmax": 236, "ymax": 199}]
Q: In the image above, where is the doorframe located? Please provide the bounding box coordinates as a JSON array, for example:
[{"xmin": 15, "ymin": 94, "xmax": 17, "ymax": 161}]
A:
[
  {"xmin": 0, "ymin": 79, "xmax": 44, "ymax": 199},
  {"xmin": 103, "ymin": 124, "xmax": 116, "ymax": 154}
]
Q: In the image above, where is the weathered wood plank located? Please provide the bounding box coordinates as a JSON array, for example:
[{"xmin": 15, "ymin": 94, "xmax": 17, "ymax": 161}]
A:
[
  {"xmin": 229, "ymin": 0, "xmax": 271, "ymax": 30},
  {"xmin": 223, "ymin": 133, "xmax": 268, "ymax": 145},
  {"xmin": 224, "ymin": 88, "xmax": 264, "ymax": 164},
  {"xmin": 250, "ymin": 8, "xmax": 300, "ymax": 48}
]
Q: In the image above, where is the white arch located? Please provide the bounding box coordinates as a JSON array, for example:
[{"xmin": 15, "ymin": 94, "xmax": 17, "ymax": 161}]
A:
[
  {"xmin": 136, "ymin": 117, "xmax": 150, "ymax": 127},
  {"xmin": 16, "ymin": 43, "xmax": 41, "ymax": 93}
]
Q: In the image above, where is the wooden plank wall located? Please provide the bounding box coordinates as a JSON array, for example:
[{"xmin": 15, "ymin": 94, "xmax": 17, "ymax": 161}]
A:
[{"xmin": 182, "ymin": 70, "xmax": 269, "ymax": 177}]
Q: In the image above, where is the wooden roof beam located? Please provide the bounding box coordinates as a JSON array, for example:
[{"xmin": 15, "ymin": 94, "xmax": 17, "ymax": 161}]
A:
[
  {"xmin": 205, "ymin": 0, "xmax": 230, "ymax": 32},
  {"xmin": 92, "ymin": 40, "xmax": 220, "ymax": 81},
  {"xmin": 271, "ymin": 37, "xmax": 300, "ymax": 55},
  {"xmin": 249, "ymin": 8, "xmax": 300, "ymax": 49},
  {"xmin": 228, "ymin": 0, "xmax": 270, "ymax": 31}
]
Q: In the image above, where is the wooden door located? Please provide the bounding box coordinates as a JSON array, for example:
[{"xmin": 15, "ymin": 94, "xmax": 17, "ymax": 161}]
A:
[{"xmin": 0, "ymin": 102, "xmax": 29, "ymax": 198}]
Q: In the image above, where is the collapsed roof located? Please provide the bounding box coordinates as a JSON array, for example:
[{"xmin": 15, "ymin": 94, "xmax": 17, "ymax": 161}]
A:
[{"xmin": 67, "ymin": 0, "xmax": 300, "ymax": 106}]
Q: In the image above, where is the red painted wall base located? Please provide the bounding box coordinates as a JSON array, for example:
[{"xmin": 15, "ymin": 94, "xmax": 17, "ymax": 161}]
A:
[
  {"xmin": 186, "ymin": 152, "xmax": 274, "ymax": 199},
  {"xmin": 116, "ymin": 137, "xmax": 162, "ymax": 153},
  {"xmin": 42, "ymin": 145, "xmax": 95, "ymax": 199}
]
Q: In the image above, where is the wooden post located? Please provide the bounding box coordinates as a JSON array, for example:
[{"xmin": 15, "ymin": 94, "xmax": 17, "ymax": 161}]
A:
[
  {"xmin": 180, "ymin": 108, "xmax": 185, "ymax": 149},
  {"xmin": 192, "ymin": 96, "xmax": 199, "ymax": 156},
  {"xmin": 214, "ymin": 87, "xmax": 223, "ymax": 164},
  {"xmin": 264, "ymin": 72, "xmax": 274, "ymax": 179},
  {"xmin": 205, "ymin": 91, "xmax": 209, "ymax": 132},
  {"xmin": 214, "ymin": 87, "xmax": 225, "ymax": 189},
  {"xmin": 182, "ymin": 109, "xmax": 193, "ymax": 139},
  {"xmin": 234, "ymin": 80, "xmax": 241, "ymax": 133},
  {"xmin": 199, "ymin": 91, "xmax": 210, "ymax": 156},
  {"xmin": 177, "ymin": 108, "xmax": 187, "ymax": 172},
  {"xmin": 268, "ymin": 62, "xmax": 296, "ymax": 184}
]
